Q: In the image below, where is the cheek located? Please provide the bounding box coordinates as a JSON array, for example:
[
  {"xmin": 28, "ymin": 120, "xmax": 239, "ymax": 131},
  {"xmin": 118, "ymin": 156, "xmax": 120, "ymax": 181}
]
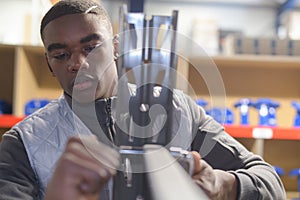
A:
[
  {"xmin": 56, "ymin": 74, "xmax": 68, "ymax": 87},
  {"xmin": 99, "ymin": 65, "xmax": 117, "ymax": 86},
  {"xmin": 51, "ymin": 67, "xmax": 70, "ymax": 86},
  {"xmin": 92, "ymin": 57, "xmax": 114, "ymax": 78},
  {"xmin": 52, "ymin": 67, "xmax": 65, "ymax": 78}
]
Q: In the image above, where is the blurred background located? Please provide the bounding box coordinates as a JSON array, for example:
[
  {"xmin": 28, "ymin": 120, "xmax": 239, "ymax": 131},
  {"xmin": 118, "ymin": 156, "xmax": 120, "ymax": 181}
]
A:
[
  {"xmin": 1, "ymin": 1, "xmax": 300, "ymax": 198},
  {"xmin": 1, "ymin": 0, "xmax": 300, "ymax": 52}
]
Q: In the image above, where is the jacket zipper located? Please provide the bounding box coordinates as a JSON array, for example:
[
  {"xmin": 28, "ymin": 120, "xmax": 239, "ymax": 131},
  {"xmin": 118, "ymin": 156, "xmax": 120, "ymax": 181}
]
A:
[{"xmin": 105, "ymin": 98, "xmax": 115, "ymax": 143}]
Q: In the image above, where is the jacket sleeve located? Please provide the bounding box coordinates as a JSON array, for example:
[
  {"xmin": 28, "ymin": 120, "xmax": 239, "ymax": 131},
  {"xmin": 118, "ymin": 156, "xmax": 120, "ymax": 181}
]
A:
[
  {"xmin": 196, "ymin": 130, "xmax": 286, "ymax": 199},
  {"xmin": 182, "ymin": 93, "xmax": 286, "ymax": 200},
  {"xmin": 0, "ymin": 130, "xmax": 40, "ymax": 200}
]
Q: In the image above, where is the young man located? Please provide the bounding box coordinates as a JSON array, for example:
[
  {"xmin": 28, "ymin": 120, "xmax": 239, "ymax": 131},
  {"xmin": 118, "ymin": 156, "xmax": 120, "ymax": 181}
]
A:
[{"xmin": 0, "ymin": 0, "xmax": 285, "ymax": 199}]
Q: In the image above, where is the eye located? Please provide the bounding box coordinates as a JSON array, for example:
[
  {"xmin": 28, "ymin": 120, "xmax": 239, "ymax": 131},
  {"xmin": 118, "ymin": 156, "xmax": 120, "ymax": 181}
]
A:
[
  {"xmin": 52, "ymin": 52, "xmax": 70, "ymax": 60},
  {"xmin": 83, "ymin": 43, "xmax": 103, "ymax": 54}
]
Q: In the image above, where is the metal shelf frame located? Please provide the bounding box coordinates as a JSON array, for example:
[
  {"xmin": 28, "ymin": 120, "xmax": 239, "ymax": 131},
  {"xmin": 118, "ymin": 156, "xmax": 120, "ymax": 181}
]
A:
[{"xmin": 275, "ymin": 0, "xmax": 300, "ymax": 34}]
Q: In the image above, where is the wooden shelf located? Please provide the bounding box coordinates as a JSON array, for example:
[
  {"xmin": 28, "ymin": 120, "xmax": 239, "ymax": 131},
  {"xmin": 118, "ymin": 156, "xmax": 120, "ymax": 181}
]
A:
[
  {"xmin": 13, "ymin": 45, "xmax": 62, "ymax": 116},
  {"xmin": 224, "ymin": 125, "xmax": 300, "ymax": 140},
  {"xmin": 189, "ymin": 54, "xmax": 300, "ymax": 98},
  {"xmin": 187, "ymin": 54, "xmax": 300, "ymax": 128},
  {"xmin": 189, "ymin": 54, "xmax": 300, "ymax": 69},
  {"xmin": 185, "ymin": 54, "xmax": 300, "ymax": 192},
  {"xmin": 0, "ymin": 44, "xmax": 62, "ymax": 117},
  {"xmin": 212, "ymin": 54, "xmax": 300, "ymax": 69},
  {"xmin": 2, "ymin": 113, "xmax": 300, "ymax": 140}
]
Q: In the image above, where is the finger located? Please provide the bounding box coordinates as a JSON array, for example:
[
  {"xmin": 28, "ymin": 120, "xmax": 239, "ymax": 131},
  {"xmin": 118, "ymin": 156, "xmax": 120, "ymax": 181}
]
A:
[
  {"xmin": 65, "ymin": 141, "xmax": 117, "ymax": 176},
  {"xmin": 191, "ymin": 151, "xmax": 201, "ymax": 175},
  {"xmin": 192, "ymin": 159, "xmax": 214, "ymax": 184},
  {"xmin": 77, "ymin": 169, "xmax": 107, "ymax": 195},
  {"xmin": 59, "ymin": 153, "xmax": 108, "ymax": 196},
  {"xmin": 66, "ymin": 136, "xmax": 120, "ymax": 171}
]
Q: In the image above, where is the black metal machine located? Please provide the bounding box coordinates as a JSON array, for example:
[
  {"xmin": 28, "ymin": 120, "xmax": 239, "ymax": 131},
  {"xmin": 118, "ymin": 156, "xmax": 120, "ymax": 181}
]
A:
[{"xmin": 113, "ymin": 4, "xmax": 208, "ymax": 200}]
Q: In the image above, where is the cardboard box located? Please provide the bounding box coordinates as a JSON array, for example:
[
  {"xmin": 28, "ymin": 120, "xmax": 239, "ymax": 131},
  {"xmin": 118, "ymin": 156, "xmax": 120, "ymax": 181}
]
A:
[{"xmin": 223, "ymin": 35, "xmax": 300, "ymax": 56}]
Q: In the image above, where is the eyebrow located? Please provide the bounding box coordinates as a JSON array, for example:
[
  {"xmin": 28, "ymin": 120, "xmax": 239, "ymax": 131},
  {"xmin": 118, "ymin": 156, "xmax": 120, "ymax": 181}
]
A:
[
  {"xmin": 47, "ymin": 43, "xmax": 67, "ymax": 52},
  {"xmin": 47, "ymin": 33, "xmax": 103, "ymax": 52},
  {"xmin": 80, "ymin": 33, "xmax": 103, "ymax": 44}
]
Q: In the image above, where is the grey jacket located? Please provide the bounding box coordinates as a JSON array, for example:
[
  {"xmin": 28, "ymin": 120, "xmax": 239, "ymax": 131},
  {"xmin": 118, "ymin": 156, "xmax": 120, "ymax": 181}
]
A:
[{"xmin": 0, "ymin": 89, "xmax": 286, "ymax": 200}]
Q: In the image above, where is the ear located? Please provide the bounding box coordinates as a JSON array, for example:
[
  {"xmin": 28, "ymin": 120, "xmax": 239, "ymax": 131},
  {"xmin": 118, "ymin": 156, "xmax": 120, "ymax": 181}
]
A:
[
  {"xmin": 45, "ymin": 53, "xmax": 55, "ymax": 77},
  {"xmin": 113, "ymin": 34, "xmax": 119, "ymax": 60}
]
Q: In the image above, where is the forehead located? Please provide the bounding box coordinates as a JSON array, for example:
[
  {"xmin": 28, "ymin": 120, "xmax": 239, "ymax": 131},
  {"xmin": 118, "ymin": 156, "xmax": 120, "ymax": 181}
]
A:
[{"xmin": 42, "ymin": 14, "xmax": 110, "ymax": 46}]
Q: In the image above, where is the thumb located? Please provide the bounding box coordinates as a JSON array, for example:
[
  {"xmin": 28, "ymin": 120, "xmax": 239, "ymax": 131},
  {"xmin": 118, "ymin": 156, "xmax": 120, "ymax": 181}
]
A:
[{"xmin": 191, "ymin": 151, "xmax": 201, "ymax": 175}]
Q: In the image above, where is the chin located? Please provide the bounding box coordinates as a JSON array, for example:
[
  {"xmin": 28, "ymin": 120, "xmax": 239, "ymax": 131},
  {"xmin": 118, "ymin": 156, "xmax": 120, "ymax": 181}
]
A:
[{"xmin": 72, "ymin": 89, "xmax": 97, "ymax": 104}]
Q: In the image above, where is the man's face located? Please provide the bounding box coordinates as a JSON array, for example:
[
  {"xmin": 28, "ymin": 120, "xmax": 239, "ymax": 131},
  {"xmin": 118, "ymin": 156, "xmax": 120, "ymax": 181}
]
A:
[{"xmin": 43, "ymin": 14, "xmax": 118, "ymax": 103}]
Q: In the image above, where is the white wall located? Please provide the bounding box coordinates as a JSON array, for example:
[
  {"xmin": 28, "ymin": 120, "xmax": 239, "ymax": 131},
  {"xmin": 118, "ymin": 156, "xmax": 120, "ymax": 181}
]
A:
[
  {"xmin": 0, "ymin": 0, "xmax": 32, "ymax": 44},
  {"xmin": 0, "ymin": 0, "xmax": 52, "ymax": 45},
  {"xmin": 0, "ymin": 0, "xmax": 277, "ymax": 45}
]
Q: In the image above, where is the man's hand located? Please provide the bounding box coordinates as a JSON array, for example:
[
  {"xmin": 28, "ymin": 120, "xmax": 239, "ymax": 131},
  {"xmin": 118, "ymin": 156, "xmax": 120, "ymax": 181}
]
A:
[
  {"xmin": 191, "ymin": 151, "xmax": 238, "ymax": 200},
  {"xmin": 44, "ymin": 136, "xmax": 120, "ymax": 200}
]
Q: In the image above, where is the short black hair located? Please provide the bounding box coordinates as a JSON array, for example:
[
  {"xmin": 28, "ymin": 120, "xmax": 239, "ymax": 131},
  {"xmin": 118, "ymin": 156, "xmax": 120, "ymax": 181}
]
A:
[{"xmin": 40, "ymin": 0, "xmax": 112, "ymax": 41}]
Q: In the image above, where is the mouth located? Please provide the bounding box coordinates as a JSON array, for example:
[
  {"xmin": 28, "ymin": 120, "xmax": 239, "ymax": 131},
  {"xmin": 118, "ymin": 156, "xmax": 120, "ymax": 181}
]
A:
[{"xmin": 73, "ymin": 74, "xmax": 96, "ymax": 91}]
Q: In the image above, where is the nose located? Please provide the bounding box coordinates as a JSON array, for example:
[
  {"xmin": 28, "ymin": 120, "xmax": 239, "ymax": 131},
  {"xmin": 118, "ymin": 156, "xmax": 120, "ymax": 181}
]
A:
[{"xmin": 67, "ymin": 52, "xmax": 89, "ymax": 73}]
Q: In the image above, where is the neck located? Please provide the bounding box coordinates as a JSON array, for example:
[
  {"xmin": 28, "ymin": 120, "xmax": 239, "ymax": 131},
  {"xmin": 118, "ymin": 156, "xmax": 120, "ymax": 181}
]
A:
[{"xmin": 64, "ymin": 91, "xmax": 114, "ymax": 109}]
